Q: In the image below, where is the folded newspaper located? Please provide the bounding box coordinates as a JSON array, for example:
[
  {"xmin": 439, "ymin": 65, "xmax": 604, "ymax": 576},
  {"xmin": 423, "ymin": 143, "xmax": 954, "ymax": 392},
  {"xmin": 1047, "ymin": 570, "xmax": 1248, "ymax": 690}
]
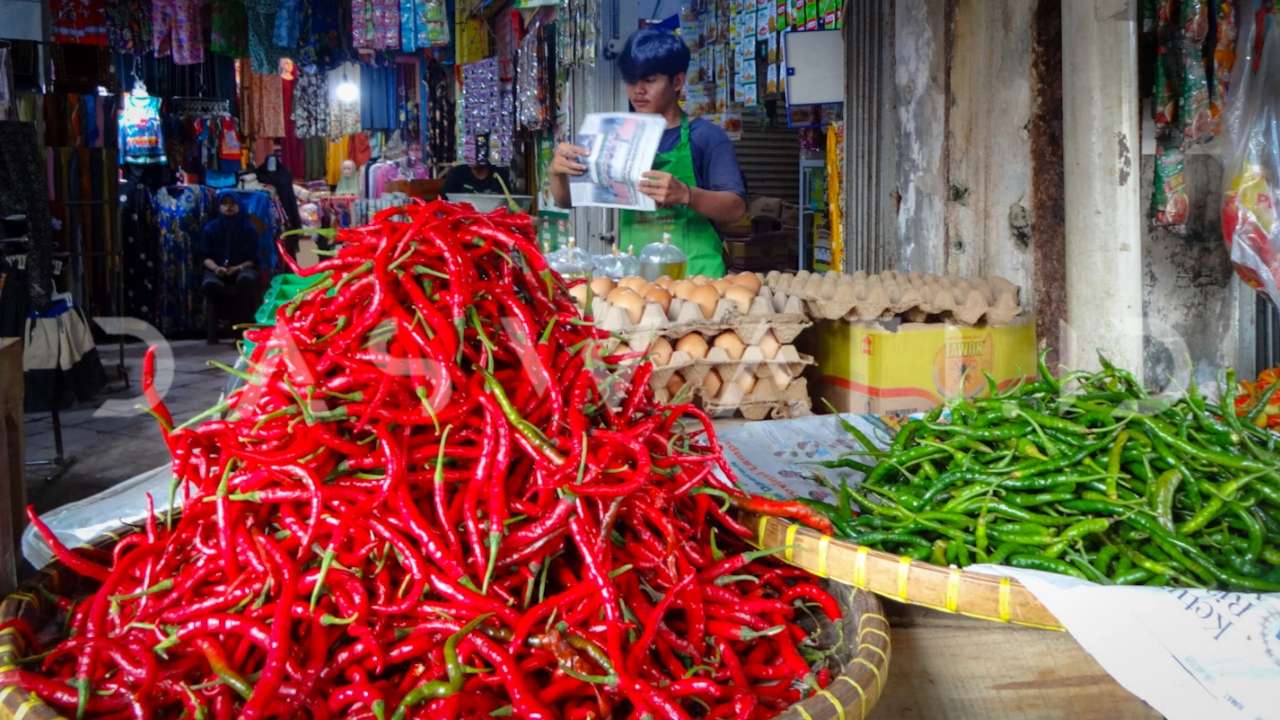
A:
[
  {"xmin": 713, "ymin": 414, "xmax": 1280, "ymax": 720},
  {"xmin": 570, "ymin": 112, "xmax": 666, "ymax": 211}
]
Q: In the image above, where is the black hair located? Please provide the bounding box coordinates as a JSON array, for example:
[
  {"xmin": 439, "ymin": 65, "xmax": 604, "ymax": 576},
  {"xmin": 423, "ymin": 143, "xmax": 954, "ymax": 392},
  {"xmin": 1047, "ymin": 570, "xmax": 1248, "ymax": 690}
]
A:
[{"xmin": 617, "ymin": 28, "xmax": 691, "ymax": 84}]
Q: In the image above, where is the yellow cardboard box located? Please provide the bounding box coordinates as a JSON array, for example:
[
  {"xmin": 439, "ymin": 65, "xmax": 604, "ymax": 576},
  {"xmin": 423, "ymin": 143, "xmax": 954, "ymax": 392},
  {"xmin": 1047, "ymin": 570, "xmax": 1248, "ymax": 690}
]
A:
[{"xmin": 809, "ymin": 319, "xmax": 1038, "ymax": 413}]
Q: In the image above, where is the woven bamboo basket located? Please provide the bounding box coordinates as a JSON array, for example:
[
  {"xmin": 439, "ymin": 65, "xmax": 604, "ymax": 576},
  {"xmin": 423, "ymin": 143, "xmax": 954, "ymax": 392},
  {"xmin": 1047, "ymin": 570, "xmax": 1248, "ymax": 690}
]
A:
[
  {"xmin": 0, "ymin": 530, "xmax": 891, "ymax": 720},
  {"xmin": 746, "ymin": 512, "xmax": 1065, "ymax": 631}
]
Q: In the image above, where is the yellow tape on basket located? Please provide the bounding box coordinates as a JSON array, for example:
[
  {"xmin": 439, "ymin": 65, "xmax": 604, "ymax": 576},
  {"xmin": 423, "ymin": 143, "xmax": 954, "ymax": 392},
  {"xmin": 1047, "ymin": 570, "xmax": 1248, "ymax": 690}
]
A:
[
  {"xmin": 816, "ymin": 535, "xmax": 831, "ymax": 578},
  {"xmin": 835, "ymin": 674, "xmax": 869, "ymax": 718},
  {"xmin": 998, "ymin": 577, "xmax": 1012, "ymax": 622},
  {"xmin": 945, "ymin": 567, "xmax": 961, "ymax": 613},
  {"xmin": 784, "ymin": 523, "xmax": 800, "ymax": 563},
  {"xmin": 817, "ymin": 688, "xmax": 846, "ymax": 720},
  {"xmin": 853, "ymin": 546, "xmax": 869, "ymax": 588}
]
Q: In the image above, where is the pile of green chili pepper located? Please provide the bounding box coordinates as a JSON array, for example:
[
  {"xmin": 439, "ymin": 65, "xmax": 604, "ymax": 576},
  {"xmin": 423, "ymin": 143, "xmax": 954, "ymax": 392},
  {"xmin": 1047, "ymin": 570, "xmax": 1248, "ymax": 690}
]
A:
[
  {"xmin": 10, "ymin": 200, "xmax": 844, "ymax": 720},
  {"xmin": 809, "ymin": 354, "xmax": 1280, "ymax": 591}
]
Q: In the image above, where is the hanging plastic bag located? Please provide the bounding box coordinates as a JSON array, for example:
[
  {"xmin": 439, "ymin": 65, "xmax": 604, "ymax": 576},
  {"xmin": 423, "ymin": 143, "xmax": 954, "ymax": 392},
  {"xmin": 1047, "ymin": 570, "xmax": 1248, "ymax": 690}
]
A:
[{"xmin": 1221, "ymin": 6, "xmax": 1280, "ymax": 305}]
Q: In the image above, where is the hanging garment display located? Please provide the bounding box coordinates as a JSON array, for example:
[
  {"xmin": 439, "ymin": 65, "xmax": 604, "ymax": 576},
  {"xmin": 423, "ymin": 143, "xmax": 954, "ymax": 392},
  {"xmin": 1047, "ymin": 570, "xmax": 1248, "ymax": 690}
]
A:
[
  {"xmin": 326, "ymin": 135, "xmax": 349, "ymax": 186},
  {"xmin": 211, "ymin": 0, "xmax": 249, "ymax": 56},
  {"xmin": 360, "ymin": 64, "xmax": 398, "ymax": 131},
  {"xmin": 23, "ymin": 299, "xmax": 107, "ymax": 412},
  {"xmin": 246, "ymin": 0, "xmax": 287, "ymax": 75},
  {"xmin": 353, "ymin": 0, "xmax": 400, "ymax": 50},
  {"xmin": 120, "ymin": 167, "xmax": 161, "ymax": 327},
  {"xmin": 50, "ymin": 0, "xmax": 109, "ymax": 46},
  {"xmin": 0, "ymin": 123, "xmax": 53, "ymax": 311},
  {"xmin": 118, "ymin": 94, "xmax": 167, "ymax": 165},
  {"xmin": 327, "ymin": 63, "xmax": 362, "ymax": 138},
  {"xmin": 244, "ymin": 65, "xmax": 286, "ymax": 138},
  {"xmin": 303, "ymin": 0, "xmax": 339, "ymax": 69},
  {"xmin": 107, "ymin": 0, "xmax": 151, "ymax": 53},
  {"xmin": 303, "ymin": 136, "xmax": 327, "ymax": 181},
  {"xmin": 273, "ymin": 0, "xmax": 301, "ymax": 48},
  {"xmin": 151, "ymin": 184, "xmax": 215, "ymax": 335},
  {"xmin": 280, "ymin": 73, "xmax": 305, "ymax": 180},
  {"xmin": 292, "ymin": 69, "xmax": 329, "ymax": 138},
  {"xmin": 152, "ymin": 0, "xmax": 205, "ymax": 66}
]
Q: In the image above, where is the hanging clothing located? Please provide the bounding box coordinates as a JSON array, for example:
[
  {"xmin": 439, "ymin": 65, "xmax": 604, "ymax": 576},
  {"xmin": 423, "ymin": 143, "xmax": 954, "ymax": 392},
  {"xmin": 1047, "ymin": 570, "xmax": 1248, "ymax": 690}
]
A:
[
  {"xmin": 152, "ymin": 184, "xmax": 215, "ymax": 334},
  {"xmin": 306, "ymin": 0, "xmax": 340, "ymax": 70},
  {"xmin": 303, "ymin": 137, "xmax": 327, "ymax": 181},
  {"xmin": 217, "ymin": 117, "xmax": 243, "ymax": 163},
  {"xmin": 280, "ymin": 74, "xmax": 305, "ymax": 181},
  {"xmin": 246, "ymin": 0, "xmax": 286, "ymax": 75},
  {"xmin": 353, "ymin": 0, "xmax": 399, "ymax": 50},
  {"xmin": 273, "ymin": 0, "xmax": 301, "ymax": 48},
  {"xmin": 51, "ymin": 0, "xmax": 109, "ymax": 46},
  {"xmin": 360, "ymin": 65, "xmax": 398, "ymax": 131},
  {"xmin": 244, "ymin": 67, "xmax": 286, "ymax": 139},
  {"xmin": 152, "ymin": 0, "xmax": 204, "ymax": 66},
  {"xmin": 291, "ymin": 70, "xmax": 329, "ymax": 138},
  {"xmin": 326, "ymin": 63, "xmax": 362, "ymax": 138},
  {"xmin": 349, "ymin": 132, "xmax": 372, "ymax": 167},
  {"xmin": 107, "ymin": 0, "xmax": 151, "ymax": 53},
  {"xmin": 326, "ymin": 135, "xmax": 349, "ymax": 186},
  {"xmin": 211, "ymin": 0, "xmax": 249, "ymax": 56},
  {"xmin": 118, "ymin": 94, "xmax": 166, "ymax": 165}
]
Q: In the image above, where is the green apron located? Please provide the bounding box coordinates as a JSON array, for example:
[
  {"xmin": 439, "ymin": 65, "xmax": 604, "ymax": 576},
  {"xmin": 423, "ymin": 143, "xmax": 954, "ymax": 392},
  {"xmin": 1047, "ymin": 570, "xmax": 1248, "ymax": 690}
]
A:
[{"xmin": 619, "ymin": 116, "xmax": 726, "ymax": 278}]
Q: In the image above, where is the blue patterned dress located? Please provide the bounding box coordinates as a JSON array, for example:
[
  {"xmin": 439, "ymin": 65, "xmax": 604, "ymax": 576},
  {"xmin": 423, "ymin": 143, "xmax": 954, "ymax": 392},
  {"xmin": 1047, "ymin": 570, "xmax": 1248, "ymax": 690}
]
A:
[{"xmin": 152, "ymin": 185, "xmax": 215, "ymax": 335}]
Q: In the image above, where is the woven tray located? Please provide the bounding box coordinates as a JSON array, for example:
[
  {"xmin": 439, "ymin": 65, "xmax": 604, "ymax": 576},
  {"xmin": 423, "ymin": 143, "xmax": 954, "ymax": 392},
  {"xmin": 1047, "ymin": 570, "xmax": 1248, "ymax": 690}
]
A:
[
  {"xmin": 0, "ymin": 530, "xmax": 890, "ymax": 719},
  {"xmin": 747, "ymin": 512, "xmax": 1065, "ymax": 631}
]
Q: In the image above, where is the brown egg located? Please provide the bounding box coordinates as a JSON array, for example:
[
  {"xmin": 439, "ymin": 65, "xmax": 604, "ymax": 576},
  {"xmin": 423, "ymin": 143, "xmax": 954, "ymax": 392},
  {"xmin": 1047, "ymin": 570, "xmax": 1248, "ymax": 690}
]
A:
[
  {"xmin": 671, "ymin": 279, "xmax": 698, "ymax": 300},
  {"xmin": 712, "ymin": 278, "xmax": 734, "ymax": 296},
  {"xmin": 702, "ymin": 369, "xmax": 723, "ymax": 398},
  {"xmin": 690, "ymin": 275, "xmax": 711, "ymax": 286},
  {"xmin": 735, "ymin": 373, "xmax": 758, "ymax": 396},
  {"xmin": 731, "ymin": 272, "xmax": 762, "ymax": 293},
  {"xmin": 689, "ymin": 285, "xmax": 721, "ymax": 320},
  {"xmin": 665, "ymin": 372, "xmax": 685, "ymax": 398},
  {"xmin": 712, "ymin": 331, "xmax": 747, "ymax": 360},
  {"xmin": 605, "ymin": 287, "xmax": 645, "ymax": 324},
  {"xmin": 648, "ymin": 337, "xmax": 673, "ymax": 366},
  {"xmin": 723, "ymin": 285, "xmax": 755, "ymax": 314},
  {"xmin": 619, "ymin": 276, "xmax": 650, "ymax": 294},
  {"xmin": 654, "ymin": 275, "xmax": 674, "ymax": 289},
  {"xmin": 674, "ymin": 333, "xmax": 709, "ymax": 359},
  {"xmin": 568, "ymin": 283, "xmax": 590, "ymax": 307},
  {"xmin": 758, "ymin": 331, "xmax": 781, "ymax": 360},
  {"xmin": 643, "ymin": 286, "xmax": 673, "ymax": 314},
  {"xmin": 589, "ymin": 276, "xmax": 616, "ymax": 298}
]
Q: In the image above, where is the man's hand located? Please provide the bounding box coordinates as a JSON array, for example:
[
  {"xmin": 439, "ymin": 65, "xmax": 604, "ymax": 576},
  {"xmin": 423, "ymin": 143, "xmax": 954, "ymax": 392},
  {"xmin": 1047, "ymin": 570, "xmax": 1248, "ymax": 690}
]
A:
[
  {"xmin": 215, "ymin": 265, "xmax": 229, "ymax": 278},
  {"xmin": 639, "ymin": 171, "xmax": 691, "ymax": 207},
  {"xmin": 549, "ymin": 143, "xmax": 590, "ymax": 177}
]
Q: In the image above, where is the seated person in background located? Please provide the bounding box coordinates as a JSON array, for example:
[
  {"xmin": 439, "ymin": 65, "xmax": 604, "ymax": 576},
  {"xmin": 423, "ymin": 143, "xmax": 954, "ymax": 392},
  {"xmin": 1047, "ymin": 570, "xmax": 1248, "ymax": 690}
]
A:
[
  {"xmin": 200, "ymin": 195, "xmax": 259, "ymax": 343},
  {"xmin": 442, "ymin": 162, "xmax": 510, "ymax": 197}
]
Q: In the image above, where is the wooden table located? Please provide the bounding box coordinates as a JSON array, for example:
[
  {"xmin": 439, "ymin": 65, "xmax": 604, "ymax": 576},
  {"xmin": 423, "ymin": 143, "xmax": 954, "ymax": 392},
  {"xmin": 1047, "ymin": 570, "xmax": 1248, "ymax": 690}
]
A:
[
  {"xmin": 871, "ymin": 603, "xmax": 1161, "ymax": 719},
  {"xmin": 0, "ymin": 338, "xmax": 24, "ymax": 595}
]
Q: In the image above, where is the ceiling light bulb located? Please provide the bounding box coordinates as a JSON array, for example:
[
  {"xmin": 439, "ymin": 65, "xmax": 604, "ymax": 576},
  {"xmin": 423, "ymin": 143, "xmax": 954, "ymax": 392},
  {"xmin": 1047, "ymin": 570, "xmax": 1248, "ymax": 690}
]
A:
[{"xmin": 336, "ymin": 80, "xmax": 359, "ymax": 103}]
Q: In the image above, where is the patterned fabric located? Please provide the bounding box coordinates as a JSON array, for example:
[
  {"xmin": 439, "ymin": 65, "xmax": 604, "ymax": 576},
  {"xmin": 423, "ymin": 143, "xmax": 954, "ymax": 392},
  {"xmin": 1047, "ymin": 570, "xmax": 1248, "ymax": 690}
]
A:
[
  {"xmin": 51, "ymin": 0, "xmax": 109, "ymax": 46},
  {"xmin": 0, "ymin": 122, "xmax": 54, "ymax": 311},
  {"xmin": 353, "ymin": 0, "xmax": 399, "ymax": 50},
  {"xmin": 152, "ymin": 184, "xmax": 215, "ymax": 335},
  {"xmin": 246, "ymin": 0, "xmax": 286, "ymax": 75},
  {"xmin": 326, "ymin": 63, "xmax": 362, "ymax": 139},
  {"xmin": 211, "ymin": 0, "xmax": 248, "ymax": 56},
  {"xmin": 244, "ymin": 66, "xmax": 286, "ymax": 138},
  {"xmin": 152, "ymin": 0, "xmax": 204, "ymax": 65},
  {"xmin": 273, "ymin": 0, "xmax": 301, "ymax": 48},
  {"xmin": 117, "ymin": 94, "xmax": 166, "ymax": 165},
  {"xmin": 291, "ymin": 71, "xmax": 329, "ymax": 138},
  {"xmin": 107, "ymin": 0, "xmax": 151, "ymax": 52}
]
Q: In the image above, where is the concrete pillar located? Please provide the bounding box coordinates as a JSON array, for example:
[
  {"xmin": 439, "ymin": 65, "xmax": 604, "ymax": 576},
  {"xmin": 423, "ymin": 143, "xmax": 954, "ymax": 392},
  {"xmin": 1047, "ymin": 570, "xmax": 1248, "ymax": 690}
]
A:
[{"xmin": 1061, "ymin": 0, "xmax": 1144, "ymax": 374}]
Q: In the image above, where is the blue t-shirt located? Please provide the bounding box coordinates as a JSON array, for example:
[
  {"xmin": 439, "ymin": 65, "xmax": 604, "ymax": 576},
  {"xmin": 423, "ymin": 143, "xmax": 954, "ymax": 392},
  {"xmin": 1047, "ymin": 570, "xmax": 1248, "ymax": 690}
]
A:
[{"xmin": 657, "ymin": 117, "xmax": 747, "ymax": 199}]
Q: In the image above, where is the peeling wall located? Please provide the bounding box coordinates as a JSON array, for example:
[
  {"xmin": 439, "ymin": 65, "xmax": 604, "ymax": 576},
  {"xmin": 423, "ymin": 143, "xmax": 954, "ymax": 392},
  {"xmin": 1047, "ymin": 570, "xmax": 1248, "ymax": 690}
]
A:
[{"xmin": 893, "ymin": 0, "xmax": 949, "ymax": 275}]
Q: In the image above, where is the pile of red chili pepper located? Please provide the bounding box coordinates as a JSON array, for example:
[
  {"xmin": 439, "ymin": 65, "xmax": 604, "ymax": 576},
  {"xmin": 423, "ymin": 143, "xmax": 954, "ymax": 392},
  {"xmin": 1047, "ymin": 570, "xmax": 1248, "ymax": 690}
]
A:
[{"xmin": 11, "ymin": 200, "xmax": 843, "ymax": 720}]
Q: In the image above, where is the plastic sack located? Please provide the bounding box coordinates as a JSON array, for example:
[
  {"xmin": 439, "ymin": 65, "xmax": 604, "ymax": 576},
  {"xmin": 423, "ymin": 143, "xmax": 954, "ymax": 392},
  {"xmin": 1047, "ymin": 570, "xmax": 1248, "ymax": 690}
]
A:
[
  {"xmin": 22, "ymin": 466, "xmax": 175, "ymax": 569},
  {"xmin": 1221, "ymin": 6, "xmax": 1280, "ymax": 305}
]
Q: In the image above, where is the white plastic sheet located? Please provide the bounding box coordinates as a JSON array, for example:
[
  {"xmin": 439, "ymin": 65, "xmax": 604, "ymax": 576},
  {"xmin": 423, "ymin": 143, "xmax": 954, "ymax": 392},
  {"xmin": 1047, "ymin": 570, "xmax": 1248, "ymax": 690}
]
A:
[{"xmin": 714, "ymin": 414, "xmax": 1280, "ymax": 720}]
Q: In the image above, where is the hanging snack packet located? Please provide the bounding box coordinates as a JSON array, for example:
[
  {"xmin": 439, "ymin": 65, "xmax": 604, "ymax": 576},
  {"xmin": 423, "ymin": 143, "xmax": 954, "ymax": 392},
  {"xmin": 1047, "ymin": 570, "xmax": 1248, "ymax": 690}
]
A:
[
  {"xmin": 1153, "ymin": 44, "xmax": 1178, "ymax": 128},
  {"xmin": 1181, "ymin": 0, "xmax": 1209, "ymax": 44},
  {"xmin": 1180, "ymin": 39, "xmax": 1214, "ymax": 143},
  {"xmin": 1211, "ymin": 0, "xmax": 1238, "ymax": 119},
  {"xmin": 1152, "ymin": 137, "xmax": 1190, "ymax": 233}
]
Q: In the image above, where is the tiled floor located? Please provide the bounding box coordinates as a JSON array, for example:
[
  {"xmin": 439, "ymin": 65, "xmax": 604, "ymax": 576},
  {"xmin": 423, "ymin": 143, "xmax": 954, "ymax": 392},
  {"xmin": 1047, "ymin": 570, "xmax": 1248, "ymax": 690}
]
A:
[{"xmin": 23, "ymin": 340, "xmax": 240, "ymax": 514}]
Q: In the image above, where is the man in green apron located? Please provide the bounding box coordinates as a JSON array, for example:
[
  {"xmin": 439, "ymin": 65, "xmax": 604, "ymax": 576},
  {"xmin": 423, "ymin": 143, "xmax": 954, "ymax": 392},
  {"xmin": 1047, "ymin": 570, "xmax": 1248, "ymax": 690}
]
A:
[{"xmin": 547, "ymin": 28, "xmax": 748, "ymax": 278}]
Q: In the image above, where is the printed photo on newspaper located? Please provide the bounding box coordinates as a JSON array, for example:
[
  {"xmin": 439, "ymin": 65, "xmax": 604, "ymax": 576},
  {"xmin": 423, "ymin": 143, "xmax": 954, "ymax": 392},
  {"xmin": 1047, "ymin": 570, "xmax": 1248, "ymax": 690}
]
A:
[{"xmin": 569, "ymin": 112, "xmax": 666, "ymax": 212}]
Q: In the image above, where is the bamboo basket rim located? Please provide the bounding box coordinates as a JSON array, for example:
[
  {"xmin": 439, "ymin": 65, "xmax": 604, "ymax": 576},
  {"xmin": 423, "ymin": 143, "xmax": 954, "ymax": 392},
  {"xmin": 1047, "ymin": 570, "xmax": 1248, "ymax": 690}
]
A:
[
  {"xmin": 745, "ymin": 512, "xmax": 1066, "ymax": 632},
  {"xmin": 0, "ymin": 527, "xmax": 892, "ymax": 720}
]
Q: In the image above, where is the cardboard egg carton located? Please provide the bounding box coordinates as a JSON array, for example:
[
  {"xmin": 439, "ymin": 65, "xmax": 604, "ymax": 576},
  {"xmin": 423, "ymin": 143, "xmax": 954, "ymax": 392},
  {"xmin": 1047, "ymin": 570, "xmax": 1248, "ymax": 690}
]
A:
[
  {"xmin": 654, "ymin": 373, "xmax": 812, "ymax": 421},
  {"xmin": 588, "ymin": 284, "xmax": 811, "ymax": 348},
  {"xmin": 762, "ymin": 270, "xmax": 1023, "ymax": 326}
]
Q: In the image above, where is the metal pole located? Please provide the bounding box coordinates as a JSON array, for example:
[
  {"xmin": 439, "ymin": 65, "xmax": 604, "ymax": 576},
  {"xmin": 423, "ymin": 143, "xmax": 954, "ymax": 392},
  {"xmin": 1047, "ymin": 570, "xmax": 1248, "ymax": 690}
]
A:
[{"xmin": 1061, "ymin": 0, "xmax": 1144, "ymax": 374}]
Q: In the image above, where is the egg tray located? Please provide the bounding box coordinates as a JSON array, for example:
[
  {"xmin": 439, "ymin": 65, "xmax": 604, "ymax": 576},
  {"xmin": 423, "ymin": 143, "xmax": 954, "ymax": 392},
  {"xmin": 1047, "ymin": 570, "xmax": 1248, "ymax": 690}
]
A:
[
  {"xmin": 641, "ymin": 342, "xmax": 815, "ymax": 394},
  {"xmin": 762, "ymin": 270, "xmax": 1023, "ymax": 326},
  {"xmin": 590, "ymin": 285, "xmax": 812, "ymax": 347},
  {"xmin": 654, "ymin": 375, "xmax": 813, "ymax": 421}
]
